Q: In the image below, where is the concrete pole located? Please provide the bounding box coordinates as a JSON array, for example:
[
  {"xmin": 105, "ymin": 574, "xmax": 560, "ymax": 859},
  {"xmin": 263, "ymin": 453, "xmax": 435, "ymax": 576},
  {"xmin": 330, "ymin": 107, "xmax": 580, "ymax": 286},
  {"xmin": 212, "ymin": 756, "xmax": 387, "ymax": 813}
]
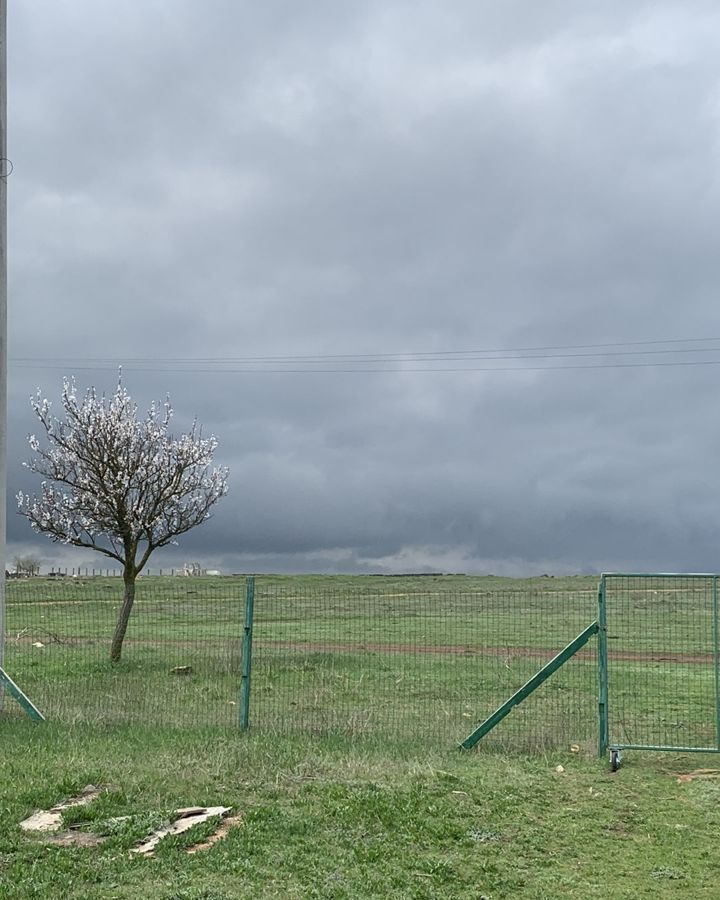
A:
[{"xmin": 0, "ymin": 0, "xmax": 7, "ymax": 700}]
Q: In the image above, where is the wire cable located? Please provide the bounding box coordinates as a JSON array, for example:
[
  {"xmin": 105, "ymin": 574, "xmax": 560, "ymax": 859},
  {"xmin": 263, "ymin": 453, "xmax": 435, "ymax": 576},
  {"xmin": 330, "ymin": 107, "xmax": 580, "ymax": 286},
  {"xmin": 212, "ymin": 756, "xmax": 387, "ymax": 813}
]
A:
[
  {"xmin": 10, "ymin": 337, "xmax": 720, "ymax": 375},
  {"xmin": 10, "ymin": 335, "xmax": 720, "ymax": 366},
  {"xmin": 9, "ymin": 358, "xmax": 720, "ymax": 375}
]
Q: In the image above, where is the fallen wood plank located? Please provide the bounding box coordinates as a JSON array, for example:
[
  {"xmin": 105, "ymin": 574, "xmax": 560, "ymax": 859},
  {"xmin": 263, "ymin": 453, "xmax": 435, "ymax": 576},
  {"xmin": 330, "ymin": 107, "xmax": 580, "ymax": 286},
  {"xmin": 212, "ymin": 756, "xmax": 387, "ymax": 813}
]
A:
[
  {"xmin": 20, "ymin": 785, "xmax": 104, "ymax": 833},
  {"xmin": 131, "ymin": 806, "xmax": 231, "ymax": 857}
]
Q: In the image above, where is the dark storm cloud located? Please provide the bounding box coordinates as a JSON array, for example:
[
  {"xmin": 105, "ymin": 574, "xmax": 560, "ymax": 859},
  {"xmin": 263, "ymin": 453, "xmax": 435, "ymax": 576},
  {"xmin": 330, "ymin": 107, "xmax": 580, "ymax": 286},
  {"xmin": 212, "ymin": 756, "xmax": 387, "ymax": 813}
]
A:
[{"xmin": 7, "ymin": 2, "xmax": 720, "ymax": 573}]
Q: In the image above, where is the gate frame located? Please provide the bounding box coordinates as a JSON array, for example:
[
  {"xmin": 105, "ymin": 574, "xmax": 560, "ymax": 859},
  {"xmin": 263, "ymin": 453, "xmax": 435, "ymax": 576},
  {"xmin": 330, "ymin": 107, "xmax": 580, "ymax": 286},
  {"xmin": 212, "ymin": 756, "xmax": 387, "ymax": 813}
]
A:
[{"xmin": 601, "ymin": 572, "xmax": 720, "ymax": 769}]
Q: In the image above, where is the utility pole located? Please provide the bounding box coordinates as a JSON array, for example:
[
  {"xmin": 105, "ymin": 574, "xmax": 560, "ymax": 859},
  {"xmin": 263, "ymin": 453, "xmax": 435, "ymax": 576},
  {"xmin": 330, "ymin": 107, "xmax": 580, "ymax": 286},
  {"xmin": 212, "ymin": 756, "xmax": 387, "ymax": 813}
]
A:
[{"xmin": 0, "ymin": 0, "xmax": 7, "ymax": 704}]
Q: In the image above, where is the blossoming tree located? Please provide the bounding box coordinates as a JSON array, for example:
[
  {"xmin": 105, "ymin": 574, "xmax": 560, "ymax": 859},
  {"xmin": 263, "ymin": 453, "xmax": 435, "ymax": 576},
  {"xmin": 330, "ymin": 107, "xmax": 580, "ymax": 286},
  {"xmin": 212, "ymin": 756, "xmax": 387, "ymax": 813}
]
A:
[{"xmin": 17, "ymin": 377, "xmax": 229, "ymax": 662}]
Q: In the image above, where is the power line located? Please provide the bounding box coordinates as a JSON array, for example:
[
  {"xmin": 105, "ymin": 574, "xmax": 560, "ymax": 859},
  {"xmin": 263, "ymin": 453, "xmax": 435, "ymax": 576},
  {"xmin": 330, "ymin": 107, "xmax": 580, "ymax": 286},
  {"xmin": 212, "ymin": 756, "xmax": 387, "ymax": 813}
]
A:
[
  {"xmin": 9, "ymin": 335, "xmax": 720, "ymax": 366},
  {"xmin": 11, "ymin": 346, "xmax": 720, "ymax": 368},
  {"xmin": 7, "ymin": 358, "xmax": 720, "ymax": 375}
]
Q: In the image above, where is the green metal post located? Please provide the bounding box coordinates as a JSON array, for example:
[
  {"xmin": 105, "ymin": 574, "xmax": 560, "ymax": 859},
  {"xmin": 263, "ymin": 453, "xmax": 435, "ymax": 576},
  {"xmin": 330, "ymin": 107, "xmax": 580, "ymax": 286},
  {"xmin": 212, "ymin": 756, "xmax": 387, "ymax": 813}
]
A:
[
  {"xmin": 597, "ymin": 575, "xmax": 609, "ymax": 758},
  {"xmin": 0, "ymin": 667, "xmax": 45, "ymax": 722},
  {"xmin": 714, "ymin": 576, "xmax": 720, "ymax": 750},
  {"xmin": 460, "ymin": 621, "xmax": 599, "ymax": 750},
  {"xmin": 239, "ymin": 575, "xmax": 255, "ymax": 731}
]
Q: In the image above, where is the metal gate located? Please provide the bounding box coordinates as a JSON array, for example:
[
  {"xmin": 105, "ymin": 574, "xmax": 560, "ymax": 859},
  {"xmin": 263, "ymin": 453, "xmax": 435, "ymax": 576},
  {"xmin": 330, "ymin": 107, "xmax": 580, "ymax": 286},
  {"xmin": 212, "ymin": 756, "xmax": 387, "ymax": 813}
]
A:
[
  {"xmin": 460, "ymin": 573, "xmax": 720, "ymax": 767},
  {"xmin": 600, "ymin": 573, "xmax": 720, "ymax": 768}
]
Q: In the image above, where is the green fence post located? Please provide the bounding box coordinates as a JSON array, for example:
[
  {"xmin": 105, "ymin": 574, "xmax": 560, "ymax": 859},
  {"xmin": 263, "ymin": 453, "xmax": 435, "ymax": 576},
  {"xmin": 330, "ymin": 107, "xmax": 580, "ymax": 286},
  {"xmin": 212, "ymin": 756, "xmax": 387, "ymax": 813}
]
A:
[
  {"xmin": 239, "ymin": 576, "xmax": 255, "ymax": 731},
  {"xmin": 714, "ymin": 576, "xmax": 720, "ymax": 751},
  {"xmin": 597, "ymin": 575, "xmax": 609, "ymax": 758}
]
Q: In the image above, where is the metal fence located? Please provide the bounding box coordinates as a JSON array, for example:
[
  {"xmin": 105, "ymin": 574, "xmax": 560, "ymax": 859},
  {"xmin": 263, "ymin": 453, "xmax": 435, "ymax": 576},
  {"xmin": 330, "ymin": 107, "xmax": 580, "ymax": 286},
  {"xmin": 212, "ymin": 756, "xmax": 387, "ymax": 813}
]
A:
[
  {"xmin": 3, "ymin": 576, "xmax": 245, "ymax": 728},
  {"xmin": 2, "ymin": 575, "xmax": 598, "ymax": 750},
  {"xmin": 3, "ymin": 573, "xmax": 719, "ymax": 760},
  {"xmin": 250, "ymin": 581, "xmax": 597, "ymax": 750}
]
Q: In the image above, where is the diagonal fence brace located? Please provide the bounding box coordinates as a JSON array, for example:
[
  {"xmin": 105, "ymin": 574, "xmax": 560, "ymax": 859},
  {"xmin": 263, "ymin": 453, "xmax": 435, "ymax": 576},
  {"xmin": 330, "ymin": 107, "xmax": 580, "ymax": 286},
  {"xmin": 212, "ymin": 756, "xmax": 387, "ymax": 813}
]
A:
[
  {"xmin": 0, "ymin": 667, "xmax": 45, "ymax": 722},
  {"xmin": 460, "ymin": 620, "xmax": 599, "ymax": 750}
]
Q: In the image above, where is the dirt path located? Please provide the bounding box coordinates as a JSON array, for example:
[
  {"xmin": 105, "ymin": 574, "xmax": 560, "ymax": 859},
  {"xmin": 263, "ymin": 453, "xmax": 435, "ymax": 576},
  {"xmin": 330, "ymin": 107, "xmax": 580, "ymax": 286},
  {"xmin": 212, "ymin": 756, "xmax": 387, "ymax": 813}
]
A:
[
  {"xmin": 5, "ymin": 632, "xmax": 715, "ymax": 665},
  {"xmin": 254, "ymin": 640, "xmax": 716, "ymax": 665}
]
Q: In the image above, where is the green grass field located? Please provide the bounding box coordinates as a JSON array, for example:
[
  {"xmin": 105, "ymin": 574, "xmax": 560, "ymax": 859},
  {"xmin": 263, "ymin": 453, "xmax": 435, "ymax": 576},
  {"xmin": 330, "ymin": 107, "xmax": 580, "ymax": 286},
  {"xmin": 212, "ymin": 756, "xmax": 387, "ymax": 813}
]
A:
[
  {"xmin": 1, "ymin": 722, "xmax": 720, "ymax": 899},
  {"xmin": 2, "ymin": 574, "xmax": 720, "ymax": 897}
]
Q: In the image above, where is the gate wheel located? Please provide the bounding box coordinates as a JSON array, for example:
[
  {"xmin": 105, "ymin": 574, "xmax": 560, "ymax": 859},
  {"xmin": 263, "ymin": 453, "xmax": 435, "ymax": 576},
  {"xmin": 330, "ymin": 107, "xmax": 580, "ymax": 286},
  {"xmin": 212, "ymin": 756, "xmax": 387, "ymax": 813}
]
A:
[{"xmin": 610, "ymin": 749, "xmax": 622, "ymax": 772}]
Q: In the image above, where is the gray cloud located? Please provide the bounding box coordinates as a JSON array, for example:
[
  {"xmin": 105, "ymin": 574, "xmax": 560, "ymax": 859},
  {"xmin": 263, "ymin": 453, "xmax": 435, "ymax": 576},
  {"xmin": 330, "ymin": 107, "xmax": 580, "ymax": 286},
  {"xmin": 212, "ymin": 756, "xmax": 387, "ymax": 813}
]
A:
[{"xmin": 7, "ymin": 2, "xmax": 720, "ymax": 574}]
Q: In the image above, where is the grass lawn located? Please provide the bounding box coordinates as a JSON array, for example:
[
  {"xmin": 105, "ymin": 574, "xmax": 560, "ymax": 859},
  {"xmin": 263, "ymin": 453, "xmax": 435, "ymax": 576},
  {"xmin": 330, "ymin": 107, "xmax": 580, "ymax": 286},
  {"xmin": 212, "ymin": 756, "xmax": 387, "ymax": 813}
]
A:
[
  {"xmin": 2, "ymin": 574, "xmax": 720, "ymax": 897},
  {"xmin": 1, "ymin": 721, "xmax": 719, "ymax": 899}
]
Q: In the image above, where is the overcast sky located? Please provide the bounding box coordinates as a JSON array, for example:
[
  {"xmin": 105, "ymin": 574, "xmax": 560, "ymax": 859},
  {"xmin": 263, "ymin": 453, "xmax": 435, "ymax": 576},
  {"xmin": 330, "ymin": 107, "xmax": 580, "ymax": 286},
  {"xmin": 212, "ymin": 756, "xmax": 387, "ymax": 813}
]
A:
[{"xmin": 6, "ymin": 1, "xmax": 720, "ymax": 575}]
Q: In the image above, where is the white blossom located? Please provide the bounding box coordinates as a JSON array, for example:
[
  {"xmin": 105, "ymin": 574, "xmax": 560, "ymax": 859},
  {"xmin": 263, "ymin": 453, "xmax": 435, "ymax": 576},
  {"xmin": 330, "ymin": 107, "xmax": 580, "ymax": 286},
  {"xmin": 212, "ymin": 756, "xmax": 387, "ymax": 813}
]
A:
[{"xmin": 18, "ymin": 377, "xmax": 229, "ymax": 573}]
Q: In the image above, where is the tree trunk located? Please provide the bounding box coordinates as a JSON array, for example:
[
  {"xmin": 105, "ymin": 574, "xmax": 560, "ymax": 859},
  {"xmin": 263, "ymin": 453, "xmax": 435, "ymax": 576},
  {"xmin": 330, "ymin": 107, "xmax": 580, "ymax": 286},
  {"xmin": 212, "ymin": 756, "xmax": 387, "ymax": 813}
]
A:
[{"xmin": 110, "ymin": 568, "xmax": 136, "ymax": 663}]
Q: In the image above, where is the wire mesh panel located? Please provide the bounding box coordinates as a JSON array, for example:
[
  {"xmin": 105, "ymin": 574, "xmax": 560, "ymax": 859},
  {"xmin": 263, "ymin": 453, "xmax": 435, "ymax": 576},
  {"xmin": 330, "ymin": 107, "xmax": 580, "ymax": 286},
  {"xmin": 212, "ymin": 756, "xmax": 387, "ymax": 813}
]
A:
[
  {"xmin": 3, "ymin": 576, "xmax": 244, "ymax": 727},
  {"xmin": 251, "ymin": 582, "xmax": 598, "ymax": 751},
  {"xmin": 604, "ymin": 574, "xmax": 720, "ymax": 752}
]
